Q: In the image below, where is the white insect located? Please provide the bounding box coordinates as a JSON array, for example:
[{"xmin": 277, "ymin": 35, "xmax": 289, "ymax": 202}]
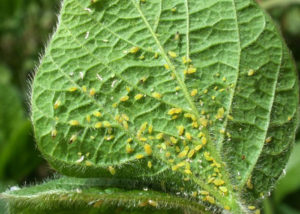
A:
[
  {"xmin": 96, "ymin": 74, "xmax": 103, "ymax": 81},
  {"xmin": 85, "ymin": 31, "xmax": 90, "ymax": 39},
  {"xmin": 84, "ymin": 8, "xmax": 92, "ymax": 13},
  {"xmin": 79, "ymin": 72, "xmax": 84, "ymax": 79}
]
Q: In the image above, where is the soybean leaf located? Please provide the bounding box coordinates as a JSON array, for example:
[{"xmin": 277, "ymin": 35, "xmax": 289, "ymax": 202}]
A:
[
  {"xmin": 0, "ymin": 176, "xmax": 207, "ymax": 214},
  {"xmin": 30, "ymin": 0, "xmax": 299, "ymax": 213}
]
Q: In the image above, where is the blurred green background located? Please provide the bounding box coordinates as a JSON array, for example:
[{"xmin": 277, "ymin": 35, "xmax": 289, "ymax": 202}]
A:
[{"xmin": 0, "ymin": 0, "xmax": 299, "ymax": 213}]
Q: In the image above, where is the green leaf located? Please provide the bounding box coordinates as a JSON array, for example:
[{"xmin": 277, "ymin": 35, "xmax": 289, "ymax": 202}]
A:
[
  {"xmin": 31, "ymin": 0, "xmax": 299, "ymax": 213},
  {"xmin": 273, "ymin": 142, "xmax": 300, "ymax": 203},
  {"xmin": 0, "ymin": 65, "xmax": 42, "ymax": 182},
  {"xmin": 0, "ymin": 177, "xmax": 208, "ymax": 214}
]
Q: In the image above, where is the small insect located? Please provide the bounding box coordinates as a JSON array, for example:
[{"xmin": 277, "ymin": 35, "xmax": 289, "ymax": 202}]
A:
[
  {"xmin": 219, "ymin": 186, "xmax": 228, "ymax": 193},
  {"xmin": 120, "ymin": 95, "xmax": 129, "ymax": 102},
  {"xmin": 265, "ymin": 137, "xmax": 272, "ymax": 143},
  {"xmin": 51, "ymin": 129, "xmax": 57, "ymax": 138},
  {"xmin": 136, "ymin": 154, "xmax": 144, "ymax": 159},
  {"xmin": 93, "ymin": 111, "xmax": 102, "ymax": 117},
  {"xmin": 156, "ymin": 133, "xmax": 164, "ymax": 140},
  {"xmin": 176, "ymin": 125, "xmax": 185, "ymax": 136},
  {"xmin": 103, "ymin": 121, "xmax": 111, "ymax": 128},
  {"xmin": 108, "ymin": 166, "xmax": 116, "ymax": 175},
  {"xmin": 85, "ymin": 160, "xmax": 93, "ymax": 166},
  {"xmin": 82, "ymin": 85, "xmax": 87, "ymax": 92},
  {"xmin": 54, "ymin": 100, "xmax": 61, "ymax": 109},
  {"xmin": 147, "ymin": 161, "xmax": 152, "ymax": 168},
  {"xmin": 248, "ymin": 206, "xmax": 256, "ymax": 210},
  {"xmin": 154, "ymin": 52, "xmax": 159, "ymax": 59},
  {"xmin": 248, "ymin": 69, "xmax": 255, "ymax": 76},
  {"xmin": 69, "ymin": 134, "xmax": 77, "ymax": 144},
  {"xmin": 86, "ymin": 115, "xmax": 91, "ymax": 123},
  {"xmin": 134, "ymin": 94, "xmax": 143, "ymax": 100},
  {"xmin": 171, "ymin": 7, "xmax": 177, "ymax": 12},
  {"xmin": 89, "ymin": 88, "xmax": 96, "ymax": 96},
  {"xmin": 185, "ymin": 132, "xmax": 192, "ymax": 140},
  {"xmin": 94, "ymin": 122, "xmax": 102, "ymax": 129},
  {"xmin": 168, "ymin": 51, "xmax": 177, "ymax": 58},
  {"xmin": 69, "ymin": 120, "xmax": 80, "ymax": 126},
  {"xmin": 190, "ymin": 89, "xmax": 197, "ymax": 97},
  {"xmin": 148, "ymin": 125, "xmax": 153, "ymax": 134},
  {"xmin": 69, "ymin": 87, "xmax": 77, "ymax": 92},
  {"xmin": 152, "ymin": 92, "xmax": 162, "ymax": 99},
  {"xmin": 201, "ymin": 137, "xmax": 207, "ymax": 145},
  {"xmin": 175, "ymin": 32, "xmax": 180, "ymax": 41},
  {"xmin": 144, "ymin": 144, "xmax": 152, "ymax": 155},
  {"xmin": 164, "ymin": 64, "xmax": 170, "ymax": 70},
  {"xmin": 213, "ymin": 179, "xmax": 225, "ymax": 186},
  {"xmin": 224, "ymin": 206, "xmax": 231, "ymax": 211},
  {"xmin": 205, "ymin": 196, "xmax": 215, "ymax": 204},
  {"xmin": 129, "ymin": 46, "xmax": 139, "ymax": 54},
  {"xmin": 168, "ymin": 108, "xmax": 182, "ymax": 115},
  {"xmin": 216, "ymin": 108, "xmax": 225, "ymax": 120}
]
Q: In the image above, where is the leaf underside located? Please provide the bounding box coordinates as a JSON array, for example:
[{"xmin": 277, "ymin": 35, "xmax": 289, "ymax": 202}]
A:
[{"xmin": 30, "ymin": 0, "xmax": 298, "ymax": 213}]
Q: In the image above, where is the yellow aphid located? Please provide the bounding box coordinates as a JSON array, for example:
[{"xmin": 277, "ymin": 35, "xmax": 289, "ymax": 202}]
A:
[
  {"xmin": 248, "ymin": 206, "xmax": 256, "ymax": 210},
  {"xmin": 171, "ymin": 7, "xmax": 177, "ymax": 12},
  {"xmin": 126, "ymin": 138, "xmax": 133, "ymax": 143},
  {"xmin": 222, "ymin": 77, "xmax": 227, "ymax": 82},
  {"xmin": 105, "ymin": 135, "xmax": 114, "ymax": 141},
  {"xmin": 288, "ymin": 116, "xmax": 292, "ymax": 121},
  {"xmin": 219, "ymin": 128, "xmax": 225, "ymax": 134},
  {"xmin": 164, "ymin": 64, "xmax": 170, "ymax": 70},
  {"xmin": 227, "ymin": 115, "xmax": 234, "ymax": 120},
  {"xmin": 184, "ymin": 169, "xmax": 192, "ymax": 175},
  {"xmin": 200, "ymin": 191, "xmax": 209, "ymax": 195},
  {"xmin": 121, "ymin": 114, "xmax": 129, "ymax": 121},
  {"xmin": 69, "ymin": 120, "xmax": 80, "ymax": 126},
  {"xmin": 120, "ymin": 95, "xmax": 129, "ymax": 102},
  {"xmin": 154, "ymin": 52, "xmax": 159, "ymax": 59},
  {"xmin": 200, "ymin": 118, "xmax": 208, "ymax": 127},
  {"xmin": 204, "ymin": 152, "xmax": 213, "ymax": 161},
  {"xmin": 224, "ymin": 205, "xmax": 231, "ymax": 210},
  {"xmin": 202, "ymin": 137, "xmax": 207, "ymax": 145},
  {"xmin": 247, "ymin": 178, "xmax": 253, "ymax": 189},
  {"xmin": 170, "ymin": 137, "xmax": 178, "ymax": 144},
  {"xmin": 191, "ymin": 191, "xmax": 197, "ymax": 197},
  {"xmin": 188, "ymin": 149, "xmax": 195, "ymax": 158},
  {"xmin": 51, "ymin": 129, "xmax": 57, "ymax": 138},
  {"xmin": 152, "ymin": 92, "xmax": 162, "ymax": 99},
  {"xmin": 139, "ymin": 55, "xmax": 145, "ymax": 60},
  {"xmin": 148, "ymin": 200, "xmax": 158, "ymax": 207},
  {"xmin": 139, "ymin": 122, "xmax": 147, "ymax": 133},
  {"xmin": 211, "ymin": 95, "xmax": 216, "ymax": 100},
  {"xmin": 103, "ymin": 121, "xmax": 111, "ymax": 128},
  {"xmin": 175, "ymin": 86, "xmax": 181, "ymax": 91},
  {"xmin": 265, "ymin": 137, "xmax": 272, "ymax": 143},
  {"xmin": 168, "ymin": 108, "xmax": 182, "ymax": 115},
  {"xmin": 86, "ymin": 115, "xmax": 91, "ymax": 123},
  {"xmin": 184, "ymin": 113, "xmax": 196, "ymax": 121},
  {"xmin": 82, "ymin": 85, "xmax": 87, "ymax": 92},
  {"xmin": 69, "ymin": 87, "xmax": 77, "ymax": 92},
  {"xmin": 94, "ymin": 122, "xmax": 102, "ymax": 129},
  {"xmin": 176, "ymin": 125, "xmax": 185, "ymax": 136},
  {"xmin": 134, "ymin": 94, "xmax": 143, "ymax": 100},
  {"xmin": 112, "ymin": 103, "xmax": 118, "ymax": 108},
  {"xmin": 187, "ymin": 65, "xmax": 197, "ymax": 74},
  {"xmin": 54, "ymin": 100, "xmax": 61, "ymax": 109},
  {"xmin": 203, "ymin": 89, "xmax": 208, "ymax": 94},
  {"xmin": 148, "ymin": 125, "xmax": 153, "ymax": 134},
  {"xmin": 108, "ymin": 166, "xmax": 116, "ymax": 175},
  {"xmin": 197, "ymin": 132, "xmax": 204, "ymax": 138},
  {"xmin": 147, "ymin": 161, "xmax": 152, "ymax": 168},
  {"xmin": 219, "ymin": 186, "xmax": 228, "ymax": 193},
  {"xmin": 216, "ymin": 108, "xmax": 225, "ymax": 120},
  {"xmin": 168, "ymin": 51, "xmax": 177, "ymax": 58},
  {"xmin": 69, "ymin": 134, "xmax": 77, "ymax": 143},
  {"xmin": 165, "ymin": 152, "xmax": 171, "ymax": 158},
  {"xmin": 136, "ymin": 154, "xmax": 144, "ymax": 159},
  {"xmin": 129, "ymin": 46, "xmax": 139, "ymax": 54},
  {"xmin": 178, "ymin": 150, "xmax": 188, "ymax": 158},
  {"xmin": 190, "ymin": 89, "xmax": 198, "ymax": 97},
  {"xmin": 185, "ymin": 132, "xmax": 192, "ymax": 140},
  {"xmin": 213, "ymin": 179, "xmax": 225, "ymax": 186},
  {"xmin": 126, "ymin": 144, "xmax": 134, "ymax": 153},
  {"xmin": 205, "ymin": 196, "xmax": 215, "ymax": 204},
  {"xmin": 85, "ymin": 160, "xmax": 93, "ymax": 167},
  {"xmin": 192, "ymin": 121, "xmax": 199, "ymax": 128},
  {"xmin": 255, "ymin": 210, "xmax": 261, "ymax": 214},
  {"xmin": 195, "ymin": 144, "xmax": 203, "ymax": 151},
  {"xmin": 139, "ymin": 137, "xmax": 147, "ymax": 142},
  {"xmin": 122, "ymin": 121, "xmax": 128, "ymax": 130},
  {"xmin": 126, "ymin": 86, "xmax": 131, "ymax": 92},
  {"xmin": 144, "ymin": 144, "xmax": 152, "ymax": 155},
  {"xmin": 174, "ymin": 32, "xmax": 180, "ymax": 40},
  {"xmin": 89, "ymin": 88, "xmax": 96, "ymax": 96},
  {"xmin": 248, "ymin": 69, "xmax": 255, "ymax": 76},
  {"xmin": 172, "ymin": 165, "xmax": 179, "ymax": 171},
  {"xmin": 156, "ymin": 133, "xmax": 164, "ymax": 140},
  {"xmin": 182, "ymin": 56, "xmax": 192, "ymax": 64}
]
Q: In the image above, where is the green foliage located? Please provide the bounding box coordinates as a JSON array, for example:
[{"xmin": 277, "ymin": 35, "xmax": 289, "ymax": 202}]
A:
[
  {"xmin": 0, "ymin": 65, "xmax": 41, "ymax": 182},
  {"xmin": 0, "ymin": 176, "xmax": 207, "ymax": 214},
  {"xmin": 0, "ymin": 0, "xmax": 299, "ymax": 213}
]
